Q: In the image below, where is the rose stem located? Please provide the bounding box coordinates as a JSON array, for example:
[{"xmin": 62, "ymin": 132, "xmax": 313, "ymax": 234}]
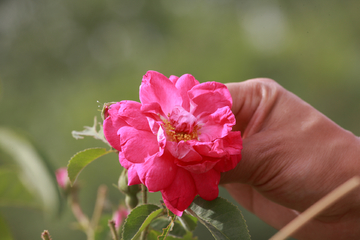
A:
[
  {"xmin": 70, "ymin": 185, "xmax": 90, "ymax": 231},
  {"xmin": 108, "ymin": 220, "xmax": 119, "ymax": 240},
  {"xmin": 91, "ymin": 185, "xmax": 108, "ymax": 230},
  {"xmin": 270, "ymin": 176, "xmax": 360, "ymax": 240},
  {"xmin": 141, "ymin": 184, "xmax": 147, "ymax": 204},
  {"xmin": 140, "ymin": 184, "xmax": 149, "ymax": 240}
]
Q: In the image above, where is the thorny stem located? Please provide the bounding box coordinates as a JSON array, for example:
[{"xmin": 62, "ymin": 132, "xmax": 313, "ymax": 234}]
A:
[{"xmin": 108, "ymin": 220, "xmax": 120, "ymax": 240}]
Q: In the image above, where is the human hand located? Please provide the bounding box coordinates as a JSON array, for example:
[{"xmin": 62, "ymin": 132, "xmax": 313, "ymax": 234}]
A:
[{"xmin": 221, "ymin": 78, "xmax": 360, "ymax": 240}]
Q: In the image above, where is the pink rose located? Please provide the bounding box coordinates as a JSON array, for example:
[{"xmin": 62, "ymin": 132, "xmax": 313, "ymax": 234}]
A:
[
  {"xmin": 103, "ymin": 71, "xmax": 242, "ymax": 216},
  {"xmin": 55, "ymin": 167, "xmax": 69, "ymax": 189}
]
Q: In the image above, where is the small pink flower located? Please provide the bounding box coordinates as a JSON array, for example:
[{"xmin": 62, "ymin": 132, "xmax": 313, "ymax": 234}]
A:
[
  {"xmin": 112, "ymin": 206, "xmax": 130, "ymax": 229},
  {"xmin": 55, "ymin": 167, "xmax": 69, "ymax": 189},
  {"xmin": 104, "ymin": 71, "xmax": 242, "ymax": 216}
]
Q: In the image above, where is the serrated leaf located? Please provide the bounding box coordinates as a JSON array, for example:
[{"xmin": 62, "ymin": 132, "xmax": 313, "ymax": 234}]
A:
[
  {"xmin": 0, "ymin": 212, "xmax": 14, "ymax": 240},
  {"xmin": 150, "ymin": 217, "xmax": 187, "ymax": 238},
  {"xmin": 122, "ymin": 204, "xmax": 164, "ymax": 240},
  {"xmin": 188, "ymin": 197, "xmax": 251, "ymax": 240},
  {"xmin": 179, "ymin": 213, "xmax": 198, "ymax": 232},
  {"xmin": 72, "ymin": 116, "xmax": 109, "ymax": 146},
  {"xmin": 0, "ymin": 128, "xmax": 60, "ymax": 215},
  {"xmin": 148, "ymin": 230, "xmax": 197, "ymax": 240},
  {"xmin": 67, "ymin": 148, "xmax": 115, "ymax": 185},
  {"xmin": 158, "ymin": 216, "xmax": 174, "ymax": 240}
]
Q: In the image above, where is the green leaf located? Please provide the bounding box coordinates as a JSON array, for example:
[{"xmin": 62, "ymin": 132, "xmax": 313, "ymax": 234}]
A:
[
  {"xmin": 148, "ymin": 230, "xmax": 197, "ymax": 240},
  {"xmin": 158, "ymin": 215, "xmax": 175, "ymax": 240},
  {"xmin": 147, "ymin": 230, "xmax": 160, "ymax": 240},
  {"xmin": 179, "ymin": 213, "xmax": 198, "ymax": 232},
  {"xmin": 0, "ymin": 128, "xmax": 60, "ymax": 215},
  {"xmin": 188, "ymin": 196, "xmax": 251, "ymax": 240},
  {"xmin": 72, "ymin": 116, "xmax": 109, "ymax": 146},
  {"xmin": 0, "ymin": 213, "xmax": 13, "ymax": 240},
  {"xmin": 67, "ymin": 147, "xmax": 115, "ymax": 186},
  {"xmin": 0, "ymin": 168, "xmax": 37, "ymax": 207},
  {"xmin": 122, "ymin": 204, "xmax": 164, "ymax": 240},
  {"xmin": 150, "ymin": 217, "xmax": 187, "ymax": 238}
]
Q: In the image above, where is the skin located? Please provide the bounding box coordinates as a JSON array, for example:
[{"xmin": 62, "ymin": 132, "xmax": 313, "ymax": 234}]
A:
[{"xmin": 220, "ymin": 78, "xmax": 360, "ymax": 240}]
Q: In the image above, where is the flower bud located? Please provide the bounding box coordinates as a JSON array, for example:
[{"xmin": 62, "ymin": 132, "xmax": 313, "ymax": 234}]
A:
[
  {"xmin": 55, "ymin": 167, "xmax": 70, "ymax": 190},
  {"xmin": 112, "ymin": 206, "xmax": 130, "ymax": 229},
  {"xmin": 118, "ymin": 169, "xmax": 141, "ymax": 195},
  {"xmin": 125, "ymin": 194, "xmax": 139, "ymax": 209}
]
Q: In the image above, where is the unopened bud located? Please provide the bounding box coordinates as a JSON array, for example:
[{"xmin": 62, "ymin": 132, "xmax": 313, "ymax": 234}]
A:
[
  {"xmin": 118, "ymin": 169, "xmax": 141, "ymax": 195},
  {"xmin": 55, "ymin": 167, "xmax": 70, "ymax": 190},
  {"xmin": 125, "ymin": 194, "xmax": 139, "ymax": 209}
]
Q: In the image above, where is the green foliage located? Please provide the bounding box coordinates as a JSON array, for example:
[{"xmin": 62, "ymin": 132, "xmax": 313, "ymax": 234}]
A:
[
  {"xmin": 151, "ymin": 217, "xmax": 187, "ymax": 238},
  {"xmin": 122, "ymin": 204, "xmax": 164, "ymax": 240},
  {"xmin": 148, "ymin": 230, "xmax": 198, "ymax": 240},
  {"xmin": 0, "ymin": 169, "xmax": 37, "ymax": 207},
  {"xmin": 67, "ymin": 147, "xmax": 115, "ymax": 185},
  {"xmin": 0, "ymin": 128, "xmax": 60, "ymax": 214},
  {"xmin": 0, "ymin": 213, "xmax": 13, "ymax": 240},
  {"xmin": 179, "ymin": 214, "xmax": 198, "ymax": 232},
  {"xmin": 157, "ymin": 216, "xmax": 175, "ymax": 240},
  {"xmin": 188, "ymin": 197, "xmax": 251, "ymax": 240},
  {"xmin": 72, "ymin": 116, "xmax": 109, "ymax": 146}
]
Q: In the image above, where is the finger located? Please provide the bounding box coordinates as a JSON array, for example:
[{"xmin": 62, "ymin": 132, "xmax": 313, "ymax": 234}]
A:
[{"xmin": 225, "ymin": 78, "xmax": 279, "ymax": 138}]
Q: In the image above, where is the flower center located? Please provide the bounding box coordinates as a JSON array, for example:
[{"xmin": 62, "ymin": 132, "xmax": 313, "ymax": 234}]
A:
[
  {"xmin": 162, "ymin": 106, "xmax": 200, "ymax": 142},
  {"xmin": 162, "ymin": 118, "xmax": 200, "ymax": 142}
]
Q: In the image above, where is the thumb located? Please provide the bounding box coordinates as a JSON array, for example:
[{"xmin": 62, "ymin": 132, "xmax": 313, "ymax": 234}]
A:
[{"xmin": 222, "ymin": 78, "xmax": 280, "ymax": 184}]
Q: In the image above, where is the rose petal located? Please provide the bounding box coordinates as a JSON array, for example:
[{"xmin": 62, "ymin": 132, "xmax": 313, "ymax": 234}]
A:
[
  {"xmin": 198, "ymin": 106, "xmax": 235, "ymax": 142},
  {"xmin": 178, "ymin": 157, "xmax": 219, "ymax": 174},
  {"xmin": 213, "ymin": 132, "xmax": 242, "ymax": 172},
  {"xmin": 118, "ymin": 126, "xmax": 158, "ymax": 164},
  {"xmin": 191, "ymin": 169, "xmax": 220, "ymax": 201},
  {"xmin": 127, "ymin": 165, "xmax": 142, "ymax": 185},
  {"xmin": 119, "ymin": 152, "xmax": 131, "ymax": 169},
  {"xmin": 162, "ymin": 197, "xmax": 183, "ymax": 216},
  {"xmin": 174, "ymin": 74, "xmax": 199, "ymax": 111},
  {"xmin": 137, "ymin": 151, "xmax": 178, "ymax": 192},
  {"xmin": 169, "ymin": 75, "xmax": 179, "ymax": 84},
  {"xmin": 214, "ymin": 155, "xmax": 241, "ymax": 172},
  {"xmin": 116, "ymin": 101, "xmax": 150, "ymax": 131},
  {"xmin": 141, "ymin": 102, "xmax": 165, "ymax": 134},
  {"xmin": 192, "ymin": 131, "xmax": 242, "ymax": 158},
  {"xmin": 103, "ymin": 103, "xmax": 128, "ymax": 151},
  {"xmin": 119, "ymin": 152, "xmax": 142, "ymax": 185},
  {"xmin": 167, "ymin": 141, "xmax": 202, "ymax": 163},
  {"xmin": 140, "ymin": 71, "xmax": 182, "ymax": 115},
  {"xmin": 191, "ymin": 140, "xmax": 226, "ymax": 158},
  {"xmin": 161, "ymin": 168, "xmax": 197, "ymax": 216},
  {"xmin": 188, "ymin": 82, "xmax": 232, "ymax": 118}
]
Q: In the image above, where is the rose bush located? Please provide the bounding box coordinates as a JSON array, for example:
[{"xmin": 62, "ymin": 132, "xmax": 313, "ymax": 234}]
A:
[{"xmin": 103, "ymin": 71, "xmax": 242, "ymax": 216}]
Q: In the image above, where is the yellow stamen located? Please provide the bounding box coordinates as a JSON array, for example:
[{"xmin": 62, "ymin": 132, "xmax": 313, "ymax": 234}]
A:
[{"xmin": 162, "ymin": 119, "xmax": 200, "ymax": 142}]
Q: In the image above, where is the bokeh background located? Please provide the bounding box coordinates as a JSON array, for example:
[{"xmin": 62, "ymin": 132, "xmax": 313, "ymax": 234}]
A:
[{"xmin": 1, "ymin": 0, "xmax": 360, "ymax": 239}]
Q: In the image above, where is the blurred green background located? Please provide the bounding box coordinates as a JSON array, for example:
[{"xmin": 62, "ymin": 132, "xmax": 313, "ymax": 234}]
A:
[{"xmin": 0, "ymin": 0, "xmax": 360, "ymax": 239}]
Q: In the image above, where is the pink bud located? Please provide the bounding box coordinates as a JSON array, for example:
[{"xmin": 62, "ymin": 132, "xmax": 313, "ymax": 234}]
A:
[
  {"xmin": 112, "ymin": 206, "xmax": 130, "ymax": 229},
  {"xmin": 55, "ymin": 167, "xmax": 69, "ymax": 189}
]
